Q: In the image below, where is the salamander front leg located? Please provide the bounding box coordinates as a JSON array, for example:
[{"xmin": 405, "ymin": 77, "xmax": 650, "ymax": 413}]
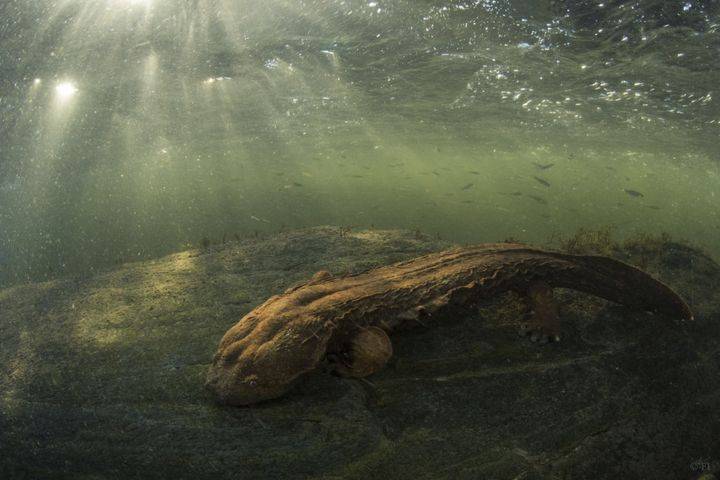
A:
[
  {"xmin": 331, "ymin": 326, "xmax": 393, "ymax": 378},
  {"xmin": 517, "ymin": 281, "xmax": 561, "ymax": 344}
]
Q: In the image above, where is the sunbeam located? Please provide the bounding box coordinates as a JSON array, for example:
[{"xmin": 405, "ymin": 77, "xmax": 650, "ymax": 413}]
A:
[{"xmin": 54, "ymin": 81, "xmax": 79, "ymax": 101}]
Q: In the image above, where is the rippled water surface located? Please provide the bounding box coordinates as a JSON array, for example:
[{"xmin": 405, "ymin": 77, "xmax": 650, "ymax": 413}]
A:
[{"xmin": 1, "ymin": 0, "xmax": 719, "ymax": 286}]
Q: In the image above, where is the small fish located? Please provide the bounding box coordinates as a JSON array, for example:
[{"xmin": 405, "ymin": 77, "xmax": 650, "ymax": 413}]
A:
[
  {"xmin": 250, "ymin": 215, "xmax": 270, "ymax": 223},
  {"xmin": 624, "ymin": 189, "xmax": 644, "ymax": 198},
  {"xmin": 468, "ymin": 171, "xmax": 481, "ymax": 175},
  {"xmin": 432, "ymin": 171, "xmax": 440, "ymax": 176},
  {"xmin": 532, "ymin": 162, "xmax": 554, "ymax": 170},
  {"xmin": 527, "ymin": 195, "xmax": 547, "ymax": 204},
  {"xmin": 646, "ymin": 205, "xmax": 661, "ymax": 210},
  {"xmin": 533, "ymin": 176, "xmax": 551, "ymax": 187},
  {"xmin": 461, "ymin": 183, "xmax": 474, "ymax": 190},
  {"xmin": 292, "ymin": 182, "xmax": 303, "ymax": 187},
  {"xmin": 388, "ymin": 162, "xmax": 404, "ymax": 167}
]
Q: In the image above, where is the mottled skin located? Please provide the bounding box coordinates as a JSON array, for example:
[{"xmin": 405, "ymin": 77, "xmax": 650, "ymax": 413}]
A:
[{"xmin": 206, "ymin": 243, "xmax": 693, "ymax": 406}]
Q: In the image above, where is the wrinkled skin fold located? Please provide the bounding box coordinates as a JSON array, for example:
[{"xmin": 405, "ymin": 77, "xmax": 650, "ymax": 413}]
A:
[{"xmin": 206, "ymin": 243, "xmax": 693, "ymax": 406}]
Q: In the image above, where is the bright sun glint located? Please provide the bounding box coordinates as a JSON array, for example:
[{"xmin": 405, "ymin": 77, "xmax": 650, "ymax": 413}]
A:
[{"xmin": 55, "ymin": 82, "xmax": 78, "ymax": 99}]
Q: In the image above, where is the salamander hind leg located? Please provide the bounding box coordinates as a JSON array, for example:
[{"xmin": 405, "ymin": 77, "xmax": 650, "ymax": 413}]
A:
[
  {"xmin": 517, "ymin": 281, "xmax": 561, "ymax": 344},
  {"xmin": 332, "ymin": 326, "xmax": 393, "ymax": 378}
]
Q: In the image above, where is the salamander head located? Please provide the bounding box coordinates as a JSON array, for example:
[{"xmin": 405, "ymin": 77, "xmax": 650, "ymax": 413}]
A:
[
  {"xmin": 205, "ymin": 313, "xmax": 332, "ymax": 406},
  {"xmin": 205, "ymin": 362, "xmax": 285, "ymax": 406}
]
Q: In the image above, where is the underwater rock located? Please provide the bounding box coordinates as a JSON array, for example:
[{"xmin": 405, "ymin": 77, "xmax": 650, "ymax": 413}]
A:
[{"xmin": 0, "ymin": 226, "xmax": 718, "ymax": 480}]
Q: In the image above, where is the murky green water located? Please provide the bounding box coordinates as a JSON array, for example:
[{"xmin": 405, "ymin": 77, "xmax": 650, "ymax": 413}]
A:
[{"xmin": 1, "ymin": 0, "xmax": 718, "ymax": 286}]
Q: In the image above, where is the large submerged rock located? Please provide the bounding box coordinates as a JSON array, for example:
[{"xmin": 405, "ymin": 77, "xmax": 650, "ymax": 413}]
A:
[{"xmin": 1, "ymin": 227, "xmax": 718, "ymax": 479}]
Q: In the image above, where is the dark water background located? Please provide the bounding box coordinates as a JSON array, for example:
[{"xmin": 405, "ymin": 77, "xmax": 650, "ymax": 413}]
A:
[{"xmin": 1, "ymin": 0, "xmax": 719, "ymax": 287}]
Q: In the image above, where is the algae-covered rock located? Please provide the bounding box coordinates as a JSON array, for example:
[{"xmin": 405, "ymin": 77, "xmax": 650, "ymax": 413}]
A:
[{"xmin": 1, "ymin": 227, "xmax": 718, "ymax": 479}]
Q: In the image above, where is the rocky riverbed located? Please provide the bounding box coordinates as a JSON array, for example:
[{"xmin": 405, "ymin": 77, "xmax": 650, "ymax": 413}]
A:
[{"xmin": 1, "ymin": 227, "xmax": 718, "ymax": 480}]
